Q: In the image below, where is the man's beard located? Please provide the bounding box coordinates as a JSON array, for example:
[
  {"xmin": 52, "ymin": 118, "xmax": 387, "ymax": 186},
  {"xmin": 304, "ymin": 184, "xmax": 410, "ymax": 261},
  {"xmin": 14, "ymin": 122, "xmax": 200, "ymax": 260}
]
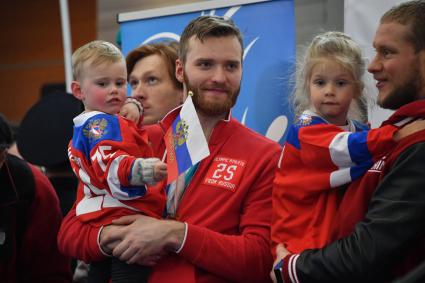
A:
[
  {"xmin": 183, "ymin": 73, "xmax": 240, "ymax": 117},
  {"xmin": 378, "ymin": 66, "xmax": 423, "ymax": 110}
]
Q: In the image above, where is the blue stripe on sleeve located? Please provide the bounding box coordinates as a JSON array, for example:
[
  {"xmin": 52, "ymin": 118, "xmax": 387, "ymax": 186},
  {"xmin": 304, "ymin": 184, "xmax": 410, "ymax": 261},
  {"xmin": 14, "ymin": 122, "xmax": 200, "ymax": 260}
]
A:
[
  {"xmin": 120, "ymin": 185, "xmax": 147, "ymax": 198},
  {"xmin": 347, "ymin": 131, "xmax": 372, "ymax": 164}
]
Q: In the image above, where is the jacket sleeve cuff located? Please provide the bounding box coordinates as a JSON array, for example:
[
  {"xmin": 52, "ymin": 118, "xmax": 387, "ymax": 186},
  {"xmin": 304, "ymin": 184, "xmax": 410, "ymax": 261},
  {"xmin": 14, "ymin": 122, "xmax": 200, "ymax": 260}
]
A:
[
  {"xmin": 174, "ymin": 222, "xmax": 188, "ymax": 253},
  {"xmin": 177, "ymin": 223, "xmax": 206, "ymax": 261},
  {"xmin": 97, "ymin": 226, "xmax": 113, "ymax": 257},
  {"xmin": 282, "ymin": 254, "xmax": 300, "ymax": 283}
]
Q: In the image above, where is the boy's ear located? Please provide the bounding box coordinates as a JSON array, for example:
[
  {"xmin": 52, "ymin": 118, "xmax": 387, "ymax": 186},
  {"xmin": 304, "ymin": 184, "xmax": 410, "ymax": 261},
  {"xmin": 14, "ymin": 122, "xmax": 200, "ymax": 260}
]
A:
[
  {"xmin": 175, "ymin": 59, "xmax": 184, "ymax": 83},
  {"xmin": 71, "ymin": 81, "xmax": 83, "ymax": 101}
]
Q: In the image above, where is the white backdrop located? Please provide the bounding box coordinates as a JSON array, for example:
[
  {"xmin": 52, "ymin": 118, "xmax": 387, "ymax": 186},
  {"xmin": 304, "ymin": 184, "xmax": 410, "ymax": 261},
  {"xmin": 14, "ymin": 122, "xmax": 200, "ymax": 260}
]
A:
[{"xmin": 344, "ymin": 0, "xmax": 407, "ymax": 128}]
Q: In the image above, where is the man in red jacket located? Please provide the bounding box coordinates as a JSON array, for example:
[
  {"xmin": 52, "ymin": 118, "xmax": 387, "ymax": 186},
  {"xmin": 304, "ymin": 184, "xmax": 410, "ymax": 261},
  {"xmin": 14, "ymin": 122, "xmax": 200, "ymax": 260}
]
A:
[
  {"xmin": 58, "ymin": 15, "xmax": 281, "ymax": 283},
  {"xmin": 0, "ymin": 113, "xmax": 72, "ymax": 282},
  {"xmin": 273, "ymin": 1, "xmax": 425, "ymax": 282}
]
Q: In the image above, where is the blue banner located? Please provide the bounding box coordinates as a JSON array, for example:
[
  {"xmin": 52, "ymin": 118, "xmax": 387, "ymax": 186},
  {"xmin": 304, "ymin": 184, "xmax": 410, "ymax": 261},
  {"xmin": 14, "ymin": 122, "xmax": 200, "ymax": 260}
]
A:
[{"xmin": 120, "ymin": 0, "xmax": 295, "ymax": 144}]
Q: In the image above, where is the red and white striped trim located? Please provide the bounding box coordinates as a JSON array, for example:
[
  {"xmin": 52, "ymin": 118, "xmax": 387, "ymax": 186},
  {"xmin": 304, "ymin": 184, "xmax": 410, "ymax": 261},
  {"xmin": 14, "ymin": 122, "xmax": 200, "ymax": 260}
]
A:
[
  {"xmin": 288, "ymin": 254, "xmax": 300, "ymax": 283},
  {"xmin": 282, "ymin": 254, "xmax": 300, "ymax": 283}
]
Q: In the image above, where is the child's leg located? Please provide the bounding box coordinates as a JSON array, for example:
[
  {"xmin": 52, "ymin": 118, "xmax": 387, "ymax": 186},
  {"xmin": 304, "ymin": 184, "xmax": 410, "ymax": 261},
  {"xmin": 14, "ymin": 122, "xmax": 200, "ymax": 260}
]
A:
[
  {"xmin": 111, "ymin": 257, "xmax": 150, "ymax": 283},
  {"xmin": 88, "ymin": 259, "xmax": 111, "ymax": 283}
]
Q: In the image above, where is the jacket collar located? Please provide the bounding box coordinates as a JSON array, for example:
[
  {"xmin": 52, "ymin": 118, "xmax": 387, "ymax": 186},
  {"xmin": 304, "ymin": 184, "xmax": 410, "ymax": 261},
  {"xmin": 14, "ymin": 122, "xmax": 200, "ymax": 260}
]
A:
[
  {"xmin": 382, "ymin": 99, "xmax": 425, "ymax": 126},
  {"xmin": 158, "ymin": 106, "xmax": 233, "ymax": 146}
]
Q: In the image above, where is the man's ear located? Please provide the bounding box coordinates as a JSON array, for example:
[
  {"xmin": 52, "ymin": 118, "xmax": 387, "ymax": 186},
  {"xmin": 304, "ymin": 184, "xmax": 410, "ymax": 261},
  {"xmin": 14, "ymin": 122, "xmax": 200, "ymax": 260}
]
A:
[
  {"xmin": 175, "ymin": 59, "xmax": 184, "ymax": 83},
  {"xmin": 71, "ymin": 81, "xmax": 83, "ymax": 101}
]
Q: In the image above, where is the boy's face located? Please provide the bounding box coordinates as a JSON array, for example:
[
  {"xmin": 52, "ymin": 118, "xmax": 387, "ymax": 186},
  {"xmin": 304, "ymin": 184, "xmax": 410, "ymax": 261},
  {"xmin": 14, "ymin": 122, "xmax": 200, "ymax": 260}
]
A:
[{"xmin": 74, "ymin": 60, "xmax": 127, "ymax": 115}]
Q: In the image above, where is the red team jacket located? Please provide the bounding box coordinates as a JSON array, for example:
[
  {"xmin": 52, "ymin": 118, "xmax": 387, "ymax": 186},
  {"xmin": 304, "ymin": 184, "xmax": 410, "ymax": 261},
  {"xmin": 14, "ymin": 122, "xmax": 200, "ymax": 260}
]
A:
[
  {"xmin": 68, "ymin": 111, "xmax": 165, "ymax": 226},
  {"xmin": 272, "ymin": 110, "xmax": 397, "ymax": 254},
  {"xmin": 59, "ymin": 108, "xmax": 282, "ymax": 283}
]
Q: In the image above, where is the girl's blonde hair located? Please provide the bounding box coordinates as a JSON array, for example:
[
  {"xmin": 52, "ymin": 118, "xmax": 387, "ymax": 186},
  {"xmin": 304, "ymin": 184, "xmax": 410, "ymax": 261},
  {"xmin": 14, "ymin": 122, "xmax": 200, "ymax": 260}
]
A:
[{"xmin": 293, "ymin": 31, "xmax": 367, "ymax": 121}]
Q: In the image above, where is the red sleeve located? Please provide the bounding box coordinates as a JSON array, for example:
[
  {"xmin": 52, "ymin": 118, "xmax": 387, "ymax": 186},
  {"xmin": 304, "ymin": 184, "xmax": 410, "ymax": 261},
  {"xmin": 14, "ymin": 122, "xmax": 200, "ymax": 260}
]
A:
[
  {"xmin": 299, "ymin": 124, "xmax": 397, "ymax": 168},
  {"xmin": 58, "ymin": 202, "xmax": 105, "ymax": 263},
  {"xmin": 365, "ymin": 124, "xmax": 398, "ymax": 158},
  {"xmin": 19, "ymin": 165, "xmax": 73, "ymax": 282},
  {"xmin": 178, "ymin": 148, "xmax": 278, "ymax": 283}
]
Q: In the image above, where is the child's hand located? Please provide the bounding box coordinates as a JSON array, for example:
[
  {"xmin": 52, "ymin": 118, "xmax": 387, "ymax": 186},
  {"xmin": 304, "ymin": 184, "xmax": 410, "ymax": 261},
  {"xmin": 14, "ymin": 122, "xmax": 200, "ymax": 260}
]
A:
[
  {"xmin": 120, "ymin": 102, "xmax": 141, "ymax": 123},
  {"xmin": 130, "ymin": 158, "xmax": 165, "ymax": 186},
  {"xmin": 153, "ymin": 161, "xmax": 167, "ymax": 182},
  {"xmin": 394, "ymin": 119, "xmax": 425, "ymax": 142},
  {"xmin": 270, "ymin": 244, "xmax": 290, "ymax": 283}
]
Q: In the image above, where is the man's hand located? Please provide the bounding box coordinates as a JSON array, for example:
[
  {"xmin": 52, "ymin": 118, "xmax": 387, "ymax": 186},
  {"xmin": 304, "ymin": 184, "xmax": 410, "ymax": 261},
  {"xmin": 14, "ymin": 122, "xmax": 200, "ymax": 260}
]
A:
[
  {"xmin": 101, "ymin": 214, "xmax": 185, "ymax": 265},
  {"xmin": 270, "ymin": 244, "xmax": 290, "ymax": 283},
  {"xmin": 99, "ymin": 224, "xmax": 125, "ymax": 255}
]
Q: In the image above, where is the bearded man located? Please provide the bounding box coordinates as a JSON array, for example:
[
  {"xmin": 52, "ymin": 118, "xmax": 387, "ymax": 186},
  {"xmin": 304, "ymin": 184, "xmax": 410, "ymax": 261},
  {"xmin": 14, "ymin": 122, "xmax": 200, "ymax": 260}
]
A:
[{"xmin": 273, "ymin": 1, "xmax": 425, "ymax": 283}]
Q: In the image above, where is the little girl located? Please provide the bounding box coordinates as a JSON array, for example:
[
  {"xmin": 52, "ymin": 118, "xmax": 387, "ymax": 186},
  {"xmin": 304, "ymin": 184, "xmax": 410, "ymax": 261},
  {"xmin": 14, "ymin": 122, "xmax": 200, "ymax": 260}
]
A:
[{"xmin": 271, "ymin": 31, "xmax": 419, "ymax": 257}]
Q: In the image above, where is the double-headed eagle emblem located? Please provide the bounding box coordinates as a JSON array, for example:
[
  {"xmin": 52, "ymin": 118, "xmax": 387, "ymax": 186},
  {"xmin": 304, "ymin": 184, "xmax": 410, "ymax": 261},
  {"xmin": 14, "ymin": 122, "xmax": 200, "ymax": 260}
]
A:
[
  {"xmin": 173, "ymin": 120, "xmax": 189, "ymax": 147},
  {"xmin": 83, "ymin": 118, "xmax": 108, "ymax": 140}
]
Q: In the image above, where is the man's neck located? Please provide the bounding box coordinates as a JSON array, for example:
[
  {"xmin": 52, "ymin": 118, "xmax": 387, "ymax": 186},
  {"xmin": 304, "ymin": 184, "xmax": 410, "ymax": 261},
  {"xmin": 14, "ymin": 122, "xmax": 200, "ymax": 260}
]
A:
[{"xmin": 197, "ymin": 111, "xmax": 226, "ymax": 141}]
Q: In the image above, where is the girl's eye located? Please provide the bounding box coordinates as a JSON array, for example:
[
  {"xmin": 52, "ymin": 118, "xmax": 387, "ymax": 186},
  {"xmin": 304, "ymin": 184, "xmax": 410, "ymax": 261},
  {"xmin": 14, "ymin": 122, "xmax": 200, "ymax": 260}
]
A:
[
  {"xmin": 314, "ymin": 79, "xmax": 325, "ymax": 86},
  {"xmin": 336, "ymin": 80, "xmax": 348, "ymax": 86}
]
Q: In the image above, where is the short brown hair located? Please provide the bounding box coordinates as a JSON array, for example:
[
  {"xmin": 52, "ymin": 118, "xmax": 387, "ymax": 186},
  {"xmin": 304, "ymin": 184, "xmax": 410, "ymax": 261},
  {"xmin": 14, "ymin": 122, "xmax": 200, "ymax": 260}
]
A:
[
  {"xmin": 126, "ymin": 42, "xmax": 183, "ymax": 90},
  {"xmin": 381, "ymin": 0, "xmax": 425, "ymax": 52},
  {"xmin": 179, "ymin": 15, "xmax": 243, "ymax": 63},
  {"xmin": 72, "ymin": 40, "xmax": 124, "ymax": 81}
]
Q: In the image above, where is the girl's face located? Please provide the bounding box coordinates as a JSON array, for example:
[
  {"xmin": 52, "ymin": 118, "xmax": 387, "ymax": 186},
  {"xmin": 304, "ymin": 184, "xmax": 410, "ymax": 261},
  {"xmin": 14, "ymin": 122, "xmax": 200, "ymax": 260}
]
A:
[{"xmin": 309, "ymin": 58, "xmax": 359, "ymax": 125}]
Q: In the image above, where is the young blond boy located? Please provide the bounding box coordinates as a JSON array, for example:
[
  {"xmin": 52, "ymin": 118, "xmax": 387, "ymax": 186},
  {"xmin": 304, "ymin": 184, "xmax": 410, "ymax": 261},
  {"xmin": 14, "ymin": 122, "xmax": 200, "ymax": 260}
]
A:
[{"xmin": 69, "ymin": 40, "xmax": 166, "ymax": 283}]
